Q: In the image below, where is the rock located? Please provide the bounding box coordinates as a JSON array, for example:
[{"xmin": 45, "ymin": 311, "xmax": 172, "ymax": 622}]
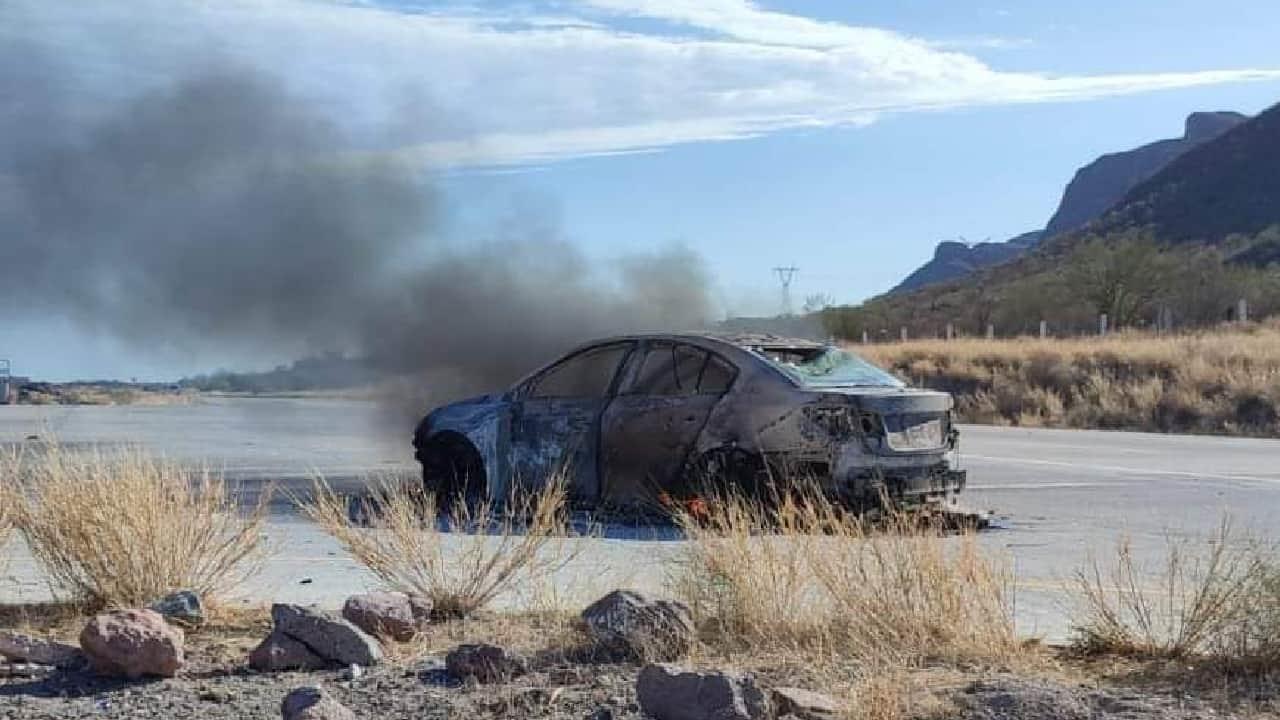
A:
[
  {"xmin": 249, "ymin": 630, "xmax": 330, "ymax": 672},
  {"xmin": 341, "ymin": 592, "xmax": 430, "ymax": 642},
  {"xmin": 281, "ymin": 686, "xmax": 356, "ymax": 720},
  {"xmin": 0, "ymin": 630, "xmax": 83, "ymax": 668},
  {"xmin": 271, "ymin": 604, "xmax": 382, "ymax": 667},
  {"xmin": 79, "ymin": 609, "xmax": 184, "ymax": 679},
  {"xmin": 636, "ymin": 664, "xmax": 769, "ymax": 720},
  {"xmin": 487, "ymin": 687, "xmax": 564, "ymax": 714},
  {"xmin": 581, "ymin": 590, "xmax": 695, "ymax": 661},
  {"xmin": 770, "ymin": 687, "xmax": 838, "ymax": 720},
  {"xmin": 199, "ymin": 687, "xmax": 234, "ymax": 703},
  {"xmin": 0, "ymin": 662, "xmax": 56, "ymax": 679},
  {"xmin": 148, "ymin": 590, "xmax": 205, "ymax": 628},
  {"xmin": 445, "ymin": 643, "xmax": 526, "ymax": 683}
]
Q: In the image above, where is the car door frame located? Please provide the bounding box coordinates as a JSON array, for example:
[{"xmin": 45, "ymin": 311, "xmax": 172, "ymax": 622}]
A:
[
  {"xmin": 506, "ymin": 340, "xmax": 637, "ymax": 502},
  {"xmin": 598, "ymin": 339, "xmax": 736, "ymax": 505}
]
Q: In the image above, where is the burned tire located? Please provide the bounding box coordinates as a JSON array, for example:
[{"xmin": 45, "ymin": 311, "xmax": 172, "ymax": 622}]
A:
[{"xmin": 419, "ymin": 434, "xmax": 486, "ymax": 515}]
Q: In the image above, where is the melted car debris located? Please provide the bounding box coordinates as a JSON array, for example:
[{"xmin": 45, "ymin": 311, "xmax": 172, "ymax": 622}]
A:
[{"xmin": 414, "ymin": 333, "xmax": 969, "ymax": 516}]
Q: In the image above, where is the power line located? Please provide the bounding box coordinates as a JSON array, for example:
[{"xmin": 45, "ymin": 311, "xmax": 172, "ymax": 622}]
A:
[{"xmin": 772, "ymin": 266, "xmax": 799, "ymax": 316}]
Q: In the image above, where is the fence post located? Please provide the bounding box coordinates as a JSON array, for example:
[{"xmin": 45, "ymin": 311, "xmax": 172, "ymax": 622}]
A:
[
  {"xmin": 1238, "ymin": 298, "xmax": 1249, "ymax": 324},
  {"xmin": 861, "ymin": 330, "xmax": 869, "ymax": 344},
  {"xmin": 1038, "ymin": 320, "xmax": 1047, "ymax": 339},
  {"xmin": 900, "ymin": 326, "xmax": 908, "ymax": 342},
  {"xmin": 945, "ymin": 322, "xmax": 954, "ymax": 341},
  {"xmin": 1099, "ymin": 313, "xmax": 1108, "ymax": 336},
  {"xmin": 986, "ymin": 324, "xmax": 994, "ymax": 340}
]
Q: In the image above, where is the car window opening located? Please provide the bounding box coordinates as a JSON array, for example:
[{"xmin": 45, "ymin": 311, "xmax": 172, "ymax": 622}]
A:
[{"xmin": 758, "ymin": 347, "xmax": 903, "ymax": 389}]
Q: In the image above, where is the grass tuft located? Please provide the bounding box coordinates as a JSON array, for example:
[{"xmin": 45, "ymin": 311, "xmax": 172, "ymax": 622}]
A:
[
  {"xmin": 671, "ymin": 488, "xmax": 1021, "ymax": 670},
  {"xmin": 8, "ymin": 442, "xmax": 271, "ymax": 609},
  {"xmin": 0, "ymin": 459, "xmax": 14, "ymax": 580},
  {"xmin": 298, "ymin": 474, "xmax": 587, "ymax": 620},
  {"xmin": 1071, "ymin": 517, "xmax": 1278, "ymax": 660}
]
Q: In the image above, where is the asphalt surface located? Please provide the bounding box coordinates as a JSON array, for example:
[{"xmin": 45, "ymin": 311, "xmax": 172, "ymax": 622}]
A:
[{"xmin": 3, "ymin": 398, "xmax": 1279, "ymax": 641}]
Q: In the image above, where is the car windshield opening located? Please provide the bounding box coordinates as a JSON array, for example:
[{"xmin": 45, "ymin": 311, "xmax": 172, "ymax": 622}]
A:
[{"xmin": 758, "ymin": 347, "xmax": 904, "ymax": 388}]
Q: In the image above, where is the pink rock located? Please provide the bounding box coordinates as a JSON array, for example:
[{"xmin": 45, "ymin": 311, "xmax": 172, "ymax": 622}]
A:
[
  {"xmin": 79, "ymin": 609, "xmax": 184, "ymax": 679},
  {"xmin": 341, "ymin": 592, "xmax": 430, "ymax": 642},
  {"xmin": 0, "ymin": 631, "xmax": 83, "ymax": 668}
]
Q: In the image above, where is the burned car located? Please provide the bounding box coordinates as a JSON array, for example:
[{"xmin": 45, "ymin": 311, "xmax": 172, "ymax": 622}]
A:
[{"xmin": 413, "ymin": 333, "xmax": 965, "ymax": 513}]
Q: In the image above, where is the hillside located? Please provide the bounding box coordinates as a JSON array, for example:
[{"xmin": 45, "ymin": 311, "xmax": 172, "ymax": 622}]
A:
[
  {"xmin": 1043, "ymin": 111, "xmax": 1246, "ymax": 237},
  {"xmin": 890, "ymin": 111, "xmax": 1248, "ymax": 294},
  {"xmin": 826, "ymin": 101, "xmax": 1280, "ymax": 340},
  {"xmin": 1088, "ymin": 104, "xmax": 1280, "ymax": 245},
  {"xmin": 890, "ymin": 231, "xmax": 1041, "ymax": 294}
]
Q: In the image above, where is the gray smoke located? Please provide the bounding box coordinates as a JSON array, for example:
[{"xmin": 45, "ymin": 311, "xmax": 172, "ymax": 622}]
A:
[{"xmin": 1, "ymin": 50, "xmax": 714, "ymax": 406}]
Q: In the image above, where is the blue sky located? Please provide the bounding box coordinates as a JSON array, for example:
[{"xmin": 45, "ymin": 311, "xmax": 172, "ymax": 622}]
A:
[
  {"xmin": 5, "ymin": 0, "xmax": 1280, "ymax": 379},
  {"xmin": 418, "ymin": 0, "xmax": 1280, "ymax": 312}
]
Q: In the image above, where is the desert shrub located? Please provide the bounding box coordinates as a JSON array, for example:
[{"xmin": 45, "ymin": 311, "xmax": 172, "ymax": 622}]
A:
[
  {"xmin": 299, "ymin": 474, "xmax": 585, "ymax": 619},
  {"xmin": 671, "ymin": 489, "xmax": 1020, "ymax": 668},
  {"xmin": 860, "ymin": 323, "xmax": 1280, "ymax": 436},
  {"xmin": 811, "ymin": 513, "xmax": 1018, "ymax": 667},
  {"xmin": 669, "ymin": 489, "xmax": 831, "ymax": 650},
  {"xmin": 1071, "ymin": 518, "xmax": 1275, "ymax": 659},
  {"xmin": 11, "ymin": 443, "xmax": 271, "ymax": 608}
]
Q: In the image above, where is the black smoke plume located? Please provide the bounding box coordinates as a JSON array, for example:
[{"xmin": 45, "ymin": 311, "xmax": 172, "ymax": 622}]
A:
[{"xmin": 1, "ymin": 55, "xmax": 713, "ymax": 410}]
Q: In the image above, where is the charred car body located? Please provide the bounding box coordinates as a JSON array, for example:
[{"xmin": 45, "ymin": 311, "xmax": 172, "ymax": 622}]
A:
[{"xmin": 413, "ymin": 333, "xmax": 965, "ymax": 512}]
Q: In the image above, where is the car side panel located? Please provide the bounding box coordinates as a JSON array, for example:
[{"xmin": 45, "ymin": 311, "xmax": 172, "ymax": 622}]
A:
[
  {"xmin": 599, "ymin": 393, "xmax": 721, "ymax": 505},
  {"xmin": 509, "ymin": 397, "xmax": 604, "ymax": 500}
]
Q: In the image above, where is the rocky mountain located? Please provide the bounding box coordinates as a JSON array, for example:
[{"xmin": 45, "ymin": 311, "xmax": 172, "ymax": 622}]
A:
[
  {"xmin": 1043, "ymin": 111, "xmax": 1247, "ymax": 237},
  {"xmin": 890, "ymin": 231, "xmax": 1041, "ymax": 293},
  {"xmin": 889, "ymin": 111, "xmax": 1249, "ymax": 294},
  {"xmin": 1087, "ymin": 105, "xmax": 1279, "ymax": 247}
]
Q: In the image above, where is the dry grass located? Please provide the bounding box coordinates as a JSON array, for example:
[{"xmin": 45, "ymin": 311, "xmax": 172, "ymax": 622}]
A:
[
  {"xmin": 298, "ymin": 474, "xmax": 588, "ymax": 620},
  {"xmin": 6, "ymin": 442, "xmax": 271, "ymax": 609},
  {"xmin": 859, "ymin": 320, "xmax": 1280, "ymax": 435},
  {"xmin": 0, "ymin": 462, "xmax": 14, "ymax": 580},
  {"xmin": 1071, "ymin": 517, "xmax": 1279, "ymax": 660},
  {"xmin": 670, "ymin": 489, "xmax": 1022, "ymax": 672}
]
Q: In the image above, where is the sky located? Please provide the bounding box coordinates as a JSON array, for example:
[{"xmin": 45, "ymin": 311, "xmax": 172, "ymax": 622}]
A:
[{"xmin": 4, "ymin": 0, "xmax": 1280, "ymax": 380}]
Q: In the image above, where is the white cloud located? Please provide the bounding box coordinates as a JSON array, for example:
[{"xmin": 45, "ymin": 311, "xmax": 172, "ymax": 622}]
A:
[{"xmin": 9, "ymin": 0, "xmax": 1279, "ymax": 167}]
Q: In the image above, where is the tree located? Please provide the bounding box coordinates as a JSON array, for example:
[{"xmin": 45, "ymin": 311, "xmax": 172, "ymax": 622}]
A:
[{"xmin": 1065, "ymin": 232, "xmax": 1174, "ymax": 329}]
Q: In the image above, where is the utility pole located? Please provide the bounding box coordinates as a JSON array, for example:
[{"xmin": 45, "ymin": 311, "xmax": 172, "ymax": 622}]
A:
[{"xmin": 773, "ymin": 266, "xmax": 799, "ymax": 317}]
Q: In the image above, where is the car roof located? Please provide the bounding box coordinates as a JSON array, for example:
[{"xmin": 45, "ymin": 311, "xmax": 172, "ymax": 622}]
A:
[{"xmin": 578, "ymin": 332, "xmax": 829, "ymax": 354}]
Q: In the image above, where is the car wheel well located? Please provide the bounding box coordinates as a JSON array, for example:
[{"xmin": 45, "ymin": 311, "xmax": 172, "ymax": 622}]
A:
[{"xmin": 419, "ymin": 431, "xmax": 487, "ymax": 510}]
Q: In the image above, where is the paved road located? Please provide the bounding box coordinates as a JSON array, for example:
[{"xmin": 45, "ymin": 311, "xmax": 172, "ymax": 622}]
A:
[
  {"xmin": 3, "ymin": 399, "xmax": 1279, "ymax": 641},
  {"xmin": 959, "ymin": 425, "xmax": 1280, "ymax": 638}
]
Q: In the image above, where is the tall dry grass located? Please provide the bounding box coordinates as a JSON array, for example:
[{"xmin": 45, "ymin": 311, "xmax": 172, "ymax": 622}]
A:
[
  {"xmin": 298, "ymin": 475, "xmax": 587, "ymax": 619},
  {"xmin": 0, "ymin": 460, "xmax": 14, "ymax": 579},
  {"xmin": 7, "ymin": 443, "xmax": 271, "ymax": 609},
  {"xmin": 859, "ymin": 320, "xmax": 1280, "ymax": 435},
  {"xmin": 1071, "ymin": 518, "xmax": 1280, "ymax": 660},
  {"xmin": 670, "ymin": 489, "xmax": 1021, "ymax": 670}
]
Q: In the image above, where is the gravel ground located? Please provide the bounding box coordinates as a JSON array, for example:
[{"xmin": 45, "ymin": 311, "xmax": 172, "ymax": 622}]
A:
[
  {"xmin": 2, "ymin": 606, "xmax": 1276, "ymax": 720},
  {"xmin": 4, "ymin": 655, "xmax": 1273, "ymax": 720},
  {"xmin": 955, "ymin": 677, "xmax": 1261, "ymax": 720},
  {"xmin": 0, "ymin": 662, "xmax": 645, "ymax": 720}
]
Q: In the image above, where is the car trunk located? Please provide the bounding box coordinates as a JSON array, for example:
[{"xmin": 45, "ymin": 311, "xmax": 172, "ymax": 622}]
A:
[{"xmin": 815, "ymin": 387, "xmax": 953, "ymax": 453}]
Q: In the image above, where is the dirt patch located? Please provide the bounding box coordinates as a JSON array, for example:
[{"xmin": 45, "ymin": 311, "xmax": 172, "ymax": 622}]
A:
[
  {"xmin": 4, "ymin": 606, "xmax": 1279, "ymax": 719},
  {"xmin": 955, "ymin": 677, "xmax": 1245, "ymax": 720}
]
